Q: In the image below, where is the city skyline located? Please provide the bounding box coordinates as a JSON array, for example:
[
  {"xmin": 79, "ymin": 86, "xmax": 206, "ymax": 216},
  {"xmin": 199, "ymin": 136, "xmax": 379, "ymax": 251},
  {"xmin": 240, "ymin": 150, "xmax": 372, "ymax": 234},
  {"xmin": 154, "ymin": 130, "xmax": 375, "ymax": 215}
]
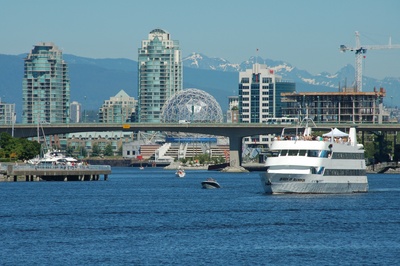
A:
[{"xmin": 1, "ymin": 0, "xmax": 399, "ymax": 80}]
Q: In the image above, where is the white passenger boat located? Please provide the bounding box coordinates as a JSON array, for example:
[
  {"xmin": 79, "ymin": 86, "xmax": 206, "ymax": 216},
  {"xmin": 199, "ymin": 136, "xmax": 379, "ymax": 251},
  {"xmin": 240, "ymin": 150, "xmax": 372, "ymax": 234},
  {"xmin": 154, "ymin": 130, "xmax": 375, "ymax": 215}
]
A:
[{"xmin": 260, "ymin": 121, "xmax": 368, "ymax": 194}]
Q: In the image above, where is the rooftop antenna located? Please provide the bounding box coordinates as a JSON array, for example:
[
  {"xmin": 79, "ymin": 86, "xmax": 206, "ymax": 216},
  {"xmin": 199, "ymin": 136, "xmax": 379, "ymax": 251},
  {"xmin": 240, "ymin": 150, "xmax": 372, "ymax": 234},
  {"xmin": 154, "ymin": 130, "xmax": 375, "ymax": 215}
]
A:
[{"xmin": 256, "ymin": 48, "xmax": 259, "ymax": 64}]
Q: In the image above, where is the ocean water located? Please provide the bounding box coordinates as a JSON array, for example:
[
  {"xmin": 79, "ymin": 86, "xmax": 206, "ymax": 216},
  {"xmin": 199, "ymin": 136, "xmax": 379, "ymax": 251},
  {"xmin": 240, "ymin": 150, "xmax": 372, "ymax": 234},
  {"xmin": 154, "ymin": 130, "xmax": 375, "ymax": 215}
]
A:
[{"xmin": 1, "ymin": 167, "xmax": 399, "ymax": 265}]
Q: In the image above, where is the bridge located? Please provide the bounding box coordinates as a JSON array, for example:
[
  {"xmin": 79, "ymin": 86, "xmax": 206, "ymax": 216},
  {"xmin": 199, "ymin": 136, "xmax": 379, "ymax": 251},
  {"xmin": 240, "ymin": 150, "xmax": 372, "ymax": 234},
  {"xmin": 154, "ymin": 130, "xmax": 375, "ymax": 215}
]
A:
[{"xmin": 1, "ymin": 122, "xmax": 400, "ymax": 169}]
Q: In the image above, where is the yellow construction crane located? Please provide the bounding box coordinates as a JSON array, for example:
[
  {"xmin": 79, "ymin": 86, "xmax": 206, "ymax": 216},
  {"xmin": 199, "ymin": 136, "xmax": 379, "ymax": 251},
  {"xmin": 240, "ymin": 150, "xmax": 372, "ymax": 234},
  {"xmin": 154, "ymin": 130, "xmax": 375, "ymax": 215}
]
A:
[{"xmin": 340, "ymin": 31, "xmax": 400, "ymax": 92}]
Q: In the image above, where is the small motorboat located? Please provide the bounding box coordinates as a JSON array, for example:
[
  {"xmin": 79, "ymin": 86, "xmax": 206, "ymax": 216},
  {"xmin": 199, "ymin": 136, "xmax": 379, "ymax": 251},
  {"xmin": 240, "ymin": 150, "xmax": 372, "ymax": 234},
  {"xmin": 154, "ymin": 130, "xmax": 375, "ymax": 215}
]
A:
[
  {"xmin": 175, "ymin": 169, "xmax": 186, "ymax": 178},
  {"xmin": 201, "ymin": 178, "xmax": 220, "ymax": 189}
]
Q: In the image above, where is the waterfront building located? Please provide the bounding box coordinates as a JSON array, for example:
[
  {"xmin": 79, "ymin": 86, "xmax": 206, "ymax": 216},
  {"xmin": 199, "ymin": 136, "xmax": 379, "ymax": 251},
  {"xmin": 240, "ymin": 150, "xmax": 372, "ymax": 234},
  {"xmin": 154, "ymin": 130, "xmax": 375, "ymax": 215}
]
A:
[
  {"xmin": 238, "ymin": 63, "xmax": 295, "ymax": 158},
  {"xmin": 70, "ymin": 101, "xmax": 81, "ymax": 123},
  {"xmin": 22, "ymin": 42, "xmax": 70, "ymax": 124},
  {"xmin": 281, "ymin": 87, "xmax": 388, "ymax": 123},
  {"xmin": 60, "ymin": 131, "xmax": 135, "ymax": 157},
  {"xmin": 98, "ymin": 90, "xmax": 136, "ymax": 123},
  {"xmin": 137, "ymin": 29, "xmax": 182, "ymax": 123},
  {"xmin": 0, "ymin": 100, "xmax": 16, "ymax": 125},
  {"xmin": 226, "ymin": 96, "xmax": 239, "ymax": 123},
  {"xmin": 238, "ymin": 63, "xmax": 295, "ymax": 123}
]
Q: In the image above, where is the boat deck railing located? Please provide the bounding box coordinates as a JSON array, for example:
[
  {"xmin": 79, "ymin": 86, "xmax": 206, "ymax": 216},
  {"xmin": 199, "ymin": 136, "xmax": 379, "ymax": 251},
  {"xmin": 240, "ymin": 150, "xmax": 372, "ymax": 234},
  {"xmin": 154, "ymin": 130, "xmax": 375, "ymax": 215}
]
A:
[
  {"xmin": 276, "ymin": 135, "xmax": 350, "ymax": 144},
  {"xmin": 13, "ymin": 164, "xmax": 111, "ymax": 171}
]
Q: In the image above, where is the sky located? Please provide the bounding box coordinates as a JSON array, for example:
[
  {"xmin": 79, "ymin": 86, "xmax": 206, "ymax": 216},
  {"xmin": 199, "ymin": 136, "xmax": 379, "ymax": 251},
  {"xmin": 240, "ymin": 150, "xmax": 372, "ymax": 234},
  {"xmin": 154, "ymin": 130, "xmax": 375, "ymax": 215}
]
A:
[{"xmin": 1, "ymin": 0, "xmax": 400, "ymax": 79}]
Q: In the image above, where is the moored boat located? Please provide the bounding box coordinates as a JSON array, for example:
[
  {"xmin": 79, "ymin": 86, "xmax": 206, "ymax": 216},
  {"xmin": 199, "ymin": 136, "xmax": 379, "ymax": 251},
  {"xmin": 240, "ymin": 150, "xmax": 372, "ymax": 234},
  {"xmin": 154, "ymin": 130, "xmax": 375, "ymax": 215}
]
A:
[
  {"xmin": 260, "ymin": 120, "xmax": 368, "ymax": 194},
  {"xmin": 28, "ymin": 150, "xmax": 79, "ymax": 166}
]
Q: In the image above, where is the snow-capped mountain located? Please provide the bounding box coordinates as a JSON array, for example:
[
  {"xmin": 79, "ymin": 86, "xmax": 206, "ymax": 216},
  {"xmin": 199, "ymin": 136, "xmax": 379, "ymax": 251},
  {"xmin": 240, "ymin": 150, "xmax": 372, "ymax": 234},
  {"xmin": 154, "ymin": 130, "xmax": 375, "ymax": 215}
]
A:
[
  {"xmin": 183, "ymin": 52, "xmax": 241, "ymax": 72},
  {"xmin": 183, "ymin": 53, "xmax": 400, "ymax": 99}
]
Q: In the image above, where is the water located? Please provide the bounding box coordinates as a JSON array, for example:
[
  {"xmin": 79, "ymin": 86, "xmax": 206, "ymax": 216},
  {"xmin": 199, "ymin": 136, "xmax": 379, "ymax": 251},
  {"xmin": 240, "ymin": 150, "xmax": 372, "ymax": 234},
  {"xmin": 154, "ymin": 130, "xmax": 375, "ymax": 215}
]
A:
[{"xmin": 1, "ymin": 168, "xmax": 400, "ymax": 265}]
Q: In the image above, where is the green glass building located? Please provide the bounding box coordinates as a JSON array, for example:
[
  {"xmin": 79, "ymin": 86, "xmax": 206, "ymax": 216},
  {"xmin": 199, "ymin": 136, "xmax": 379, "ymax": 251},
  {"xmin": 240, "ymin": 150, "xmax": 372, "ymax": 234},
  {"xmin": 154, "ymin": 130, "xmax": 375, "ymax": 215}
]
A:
[
  {"xmin": 137, "ymin": 29, "xmax": 182, "ymax": 123},
  {"xmin": 22, "ymin": 42, "xmax": 70, "ymax": 124}
]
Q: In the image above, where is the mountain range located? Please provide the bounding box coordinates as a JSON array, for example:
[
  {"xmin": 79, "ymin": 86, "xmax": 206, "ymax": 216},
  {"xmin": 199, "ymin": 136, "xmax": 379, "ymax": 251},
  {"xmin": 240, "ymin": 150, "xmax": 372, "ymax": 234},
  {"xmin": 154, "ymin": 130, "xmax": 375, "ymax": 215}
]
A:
[{"xmin": 1, "ymin": 52, "xmax": 399, "ymax": 122}]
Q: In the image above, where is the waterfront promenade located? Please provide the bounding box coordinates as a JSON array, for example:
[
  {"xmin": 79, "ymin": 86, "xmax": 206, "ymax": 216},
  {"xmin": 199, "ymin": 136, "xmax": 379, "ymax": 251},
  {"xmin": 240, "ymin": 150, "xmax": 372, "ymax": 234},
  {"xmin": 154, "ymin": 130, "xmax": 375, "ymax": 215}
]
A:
[{"xmin": 2, "ymin": 122, "xmax": 400, "ymax": 171}]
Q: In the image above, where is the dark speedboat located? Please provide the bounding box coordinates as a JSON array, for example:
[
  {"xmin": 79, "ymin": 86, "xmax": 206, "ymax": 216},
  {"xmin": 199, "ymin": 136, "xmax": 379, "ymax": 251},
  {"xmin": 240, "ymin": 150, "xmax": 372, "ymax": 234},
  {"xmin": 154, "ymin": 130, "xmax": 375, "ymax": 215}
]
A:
[{"xmin": 201, "ymin": 178, "xmax": 221, "ymax": 189}]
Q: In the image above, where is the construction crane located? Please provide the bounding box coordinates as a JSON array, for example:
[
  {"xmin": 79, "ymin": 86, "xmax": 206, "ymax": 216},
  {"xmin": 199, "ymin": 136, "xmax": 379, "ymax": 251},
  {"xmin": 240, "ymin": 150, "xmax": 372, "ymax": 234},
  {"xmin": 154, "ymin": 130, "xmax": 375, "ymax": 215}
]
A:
[{"xmin": 340, "ymin": 31, "xmax": 400, "ymax": 92}]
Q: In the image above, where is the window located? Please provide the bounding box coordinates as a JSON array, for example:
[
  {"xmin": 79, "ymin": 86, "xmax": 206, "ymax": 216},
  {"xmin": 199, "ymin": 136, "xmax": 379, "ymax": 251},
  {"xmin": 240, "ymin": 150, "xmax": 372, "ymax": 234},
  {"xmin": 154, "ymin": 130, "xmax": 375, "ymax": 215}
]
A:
[{"xmin": 280, "ymin": 150, "xmax": 288, "ymax": 156}]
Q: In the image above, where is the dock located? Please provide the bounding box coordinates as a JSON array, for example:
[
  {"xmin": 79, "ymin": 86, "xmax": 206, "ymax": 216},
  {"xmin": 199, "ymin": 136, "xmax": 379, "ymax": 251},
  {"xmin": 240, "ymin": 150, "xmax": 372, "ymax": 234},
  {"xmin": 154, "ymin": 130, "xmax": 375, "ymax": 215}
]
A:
[
  {"xmin": 367, "ymin": 162, "xmax": 400, "ymax": 174},
  {"xmin": 0, "ymin": 164, "xmax": 111, "ymax": 182}
]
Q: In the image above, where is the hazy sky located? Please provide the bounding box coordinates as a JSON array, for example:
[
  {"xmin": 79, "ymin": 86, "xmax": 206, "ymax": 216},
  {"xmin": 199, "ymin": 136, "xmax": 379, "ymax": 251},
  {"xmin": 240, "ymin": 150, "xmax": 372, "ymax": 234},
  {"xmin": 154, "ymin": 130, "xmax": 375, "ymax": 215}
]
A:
[{"xmin": 1, "ymin": 0, "xmax": 399, "ymax": 79}]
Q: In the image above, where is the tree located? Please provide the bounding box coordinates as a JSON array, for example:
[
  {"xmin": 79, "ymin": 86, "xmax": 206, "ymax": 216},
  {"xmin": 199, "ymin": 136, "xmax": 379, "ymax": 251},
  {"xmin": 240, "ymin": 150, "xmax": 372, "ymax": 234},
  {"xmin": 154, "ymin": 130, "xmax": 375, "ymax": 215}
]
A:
[
  {"xmin": 103, "ymin": 143, "xmax": 114, "ymax": 156},
  {"xmin": 0, "ymin": 133, "xmax": 40, "ymax": 161},
  {"xmin": 116, "ymin": 145, "xmax": 122, "ymax": 156},
  {"xmin": 18, "ymin": 138, "xmax": 41, "ymax": 160},
  {"xmin": 66, "ymin": 146, "xmax": 75, "ymax": 157},
  {"xmin": 79, "ymin": 146, "xmax": 88, "ymax": 158},
  {"xmin": 91, "ymin": 143, "xmax": 101, "ymax": 157},
  {"xmin": 0, "ymin": 132, "xmax": 12, "ymax": 149}
]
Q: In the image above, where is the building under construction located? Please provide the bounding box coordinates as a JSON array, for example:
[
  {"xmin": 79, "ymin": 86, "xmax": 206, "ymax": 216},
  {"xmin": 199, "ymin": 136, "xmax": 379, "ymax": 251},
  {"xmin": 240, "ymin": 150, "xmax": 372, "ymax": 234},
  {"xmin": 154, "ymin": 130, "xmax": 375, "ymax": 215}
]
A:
[{"xmin": 280, "ymin": 87, "xmax": 388, "ymax": 123}]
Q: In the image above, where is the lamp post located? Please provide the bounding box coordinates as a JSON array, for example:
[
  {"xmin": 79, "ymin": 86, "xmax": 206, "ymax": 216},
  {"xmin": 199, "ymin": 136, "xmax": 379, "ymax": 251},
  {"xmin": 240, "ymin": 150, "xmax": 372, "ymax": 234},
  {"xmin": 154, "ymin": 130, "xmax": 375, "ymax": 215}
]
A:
[
  {"xmin": 391, "ymin": 96, "xmax": 393, "ymax": 118},
  {"xmin": 120, "ymin": 95, "xmax": 123, "ymax": 124},
  {"xmin": 84, "ymin": 96, "xmax": 87, "ymax": 123}
]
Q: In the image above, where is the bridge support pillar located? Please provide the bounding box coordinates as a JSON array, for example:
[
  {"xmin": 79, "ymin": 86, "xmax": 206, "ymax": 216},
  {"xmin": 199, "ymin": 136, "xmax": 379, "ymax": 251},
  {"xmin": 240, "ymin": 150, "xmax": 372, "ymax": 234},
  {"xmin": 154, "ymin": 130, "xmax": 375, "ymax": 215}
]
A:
[{"xmin": 224, "ymin": 135, "xmax": 248, "ymax": 172}]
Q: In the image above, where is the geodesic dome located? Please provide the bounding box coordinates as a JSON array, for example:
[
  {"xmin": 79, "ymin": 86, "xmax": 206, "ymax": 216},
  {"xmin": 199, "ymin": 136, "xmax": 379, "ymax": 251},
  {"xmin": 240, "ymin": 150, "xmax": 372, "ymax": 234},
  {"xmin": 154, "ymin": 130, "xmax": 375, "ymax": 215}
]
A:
[{"xmin": 161, "ymin": 88, "xmax": 223, "ymax": 123}]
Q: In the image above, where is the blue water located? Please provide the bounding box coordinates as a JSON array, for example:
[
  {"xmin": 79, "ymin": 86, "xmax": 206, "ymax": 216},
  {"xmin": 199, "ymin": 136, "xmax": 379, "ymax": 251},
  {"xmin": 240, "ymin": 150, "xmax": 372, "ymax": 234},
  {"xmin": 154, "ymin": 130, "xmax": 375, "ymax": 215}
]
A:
[{"xmin": 1, "ymin": 168, "xmax": 400, "ymax": 265}]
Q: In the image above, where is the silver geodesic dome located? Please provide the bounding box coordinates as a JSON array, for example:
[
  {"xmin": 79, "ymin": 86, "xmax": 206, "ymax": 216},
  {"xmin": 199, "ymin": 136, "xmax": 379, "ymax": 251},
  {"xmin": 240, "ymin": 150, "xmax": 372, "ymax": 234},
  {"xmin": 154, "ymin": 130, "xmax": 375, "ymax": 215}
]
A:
[{"xmin": 161, "ymin": 88, "xmax": 223, "ymax": 123}]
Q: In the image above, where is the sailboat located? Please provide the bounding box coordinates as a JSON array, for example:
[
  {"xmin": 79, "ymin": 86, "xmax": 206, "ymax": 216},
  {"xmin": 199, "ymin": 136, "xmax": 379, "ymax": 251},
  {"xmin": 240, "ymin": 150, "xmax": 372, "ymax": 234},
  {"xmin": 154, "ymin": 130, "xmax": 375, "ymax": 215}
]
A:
[{"xmin": 27, "ymin": 119, "xmax": 77, "ymax": 165}]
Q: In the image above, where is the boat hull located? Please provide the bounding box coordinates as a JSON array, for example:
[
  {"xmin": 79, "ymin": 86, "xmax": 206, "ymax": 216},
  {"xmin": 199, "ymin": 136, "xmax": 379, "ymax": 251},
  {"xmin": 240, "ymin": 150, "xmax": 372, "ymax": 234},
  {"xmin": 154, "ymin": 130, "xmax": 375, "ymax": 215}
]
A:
[
  {"xmin": 260, "ymin": 173, "xmax": 368, "ymax": 194},
  {"xmin": 175, "ymin": 170, "xmax": 185, "ymax": 178},
  {"xmin": 201, "ymin": 181, "xmax": 220, "ymax": 189}
]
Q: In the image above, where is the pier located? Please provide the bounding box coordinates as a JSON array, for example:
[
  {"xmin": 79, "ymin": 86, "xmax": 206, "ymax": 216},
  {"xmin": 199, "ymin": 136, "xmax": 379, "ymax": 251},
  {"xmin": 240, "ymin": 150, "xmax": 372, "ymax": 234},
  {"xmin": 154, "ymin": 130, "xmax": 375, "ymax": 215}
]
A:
[
  {"xmin": 367, "ymin": 162, "xmax": 400, "ymax": 174},
  {"xmin": 0, "ymin": 164, "xmax": 111, "ymax": 182}
]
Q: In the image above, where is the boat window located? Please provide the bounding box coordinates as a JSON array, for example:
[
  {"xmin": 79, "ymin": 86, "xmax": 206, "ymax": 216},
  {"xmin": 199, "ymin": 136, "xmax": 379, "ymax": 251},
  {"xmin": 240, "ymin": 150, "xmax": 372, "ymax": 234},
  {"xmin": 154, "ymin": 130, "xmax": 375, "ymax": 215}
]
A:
[
  {"xmin": 324, "ymin": 169, "xmax": 366, "ymax": 176},
  {"xmin": 331, "ymin": 152, "xmax": 365, "ymax": 159},
  {"xmin": 317, "ymin": 167, "xmax": 325, "ymax": 174},
  {"xmin": 307, "ymin": 150, "xmax": 319, "ymax": 157},
  {"xmin": 268, "ymin": 151, "xmax": 279, "ymax": 157},
  {"xmin": 299, "ymin": 150, "xmax": 307, "ymax": 156},
  {"xmin": 288, "ymin": 150, "xmax": 299, "ymax": 156},
  {"xmin": 280, "ymin": 150, "xmax": 288, "ymax": 156},
  {"xmin": 319, "ymin": 150, "xmax": 329, "ymax": 158},
  {"xmin": 311, "ymin": 167, "xmax": 316, "ymax": 174}
]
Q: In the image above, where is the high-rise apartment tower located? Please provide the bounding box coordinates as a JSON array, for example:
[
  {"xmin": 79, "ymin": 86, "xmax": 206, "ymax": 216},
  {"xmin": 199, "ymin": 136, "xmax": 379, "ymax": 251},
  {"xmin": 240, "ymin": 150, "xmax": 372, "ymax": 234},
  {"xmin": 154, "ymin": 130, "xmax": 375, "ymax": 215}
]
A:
[
  {"xmin": 238, "ymin": 63, "xmax": 295, "ymax": 123},
  {"xmin": 22, "ymin": 42, "xmax": 70, "ymax": 124},
  {"xmin": 137, "ymin": 29, "xmax": 182, "ymax": 123}
]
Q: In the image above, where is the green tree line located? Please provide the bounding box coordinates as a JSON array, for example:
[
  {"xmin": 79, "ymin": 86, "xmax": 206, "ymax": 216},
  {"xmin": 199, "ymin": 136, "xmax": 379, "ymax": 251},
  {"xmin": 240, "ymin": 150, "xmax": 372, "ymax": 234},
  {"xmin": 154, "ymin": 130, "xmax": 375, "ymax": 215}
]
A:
[{"xmin": 0, "ymin": 132, "xmax": 41, "ymax": 161}]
